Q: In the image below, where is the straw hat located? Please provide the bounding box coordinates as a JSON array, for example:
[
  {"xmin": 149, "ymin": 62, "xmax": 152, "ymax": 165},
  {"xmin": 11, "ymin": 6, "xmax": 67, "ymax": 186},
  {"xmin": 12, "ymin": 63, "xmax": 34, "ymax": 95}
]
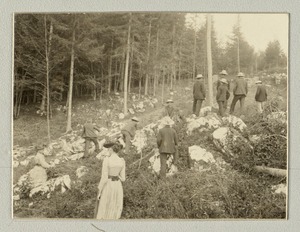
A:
[
  {"xmin": 255, "ymin": 80, "xmax": 262, "ymax": 84},
  {"xmin": 237, "ymin": 72, "xmax": 245, "ymax": 77},
  {"xmin": 219, "ymin": 70, "xmax": 228, "ymax": 75},
  {"xmin": 196, "ymin": 74, "xmax": 203, "ymax": 79},
  {"xmin": 166, "ymin": 99, "xmax": 174, "ymax": 103}
]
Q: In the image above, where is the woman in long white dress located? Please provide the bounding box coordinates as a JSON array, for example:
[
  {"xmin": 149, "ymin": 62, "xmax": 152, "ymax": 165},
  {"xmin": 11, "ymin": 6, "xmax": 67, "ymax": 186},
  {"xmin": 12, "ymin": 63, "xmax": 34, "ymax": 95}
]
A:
[{"xmin": 96, "ymin": 142, "xmax": 126, "ymax": 219}]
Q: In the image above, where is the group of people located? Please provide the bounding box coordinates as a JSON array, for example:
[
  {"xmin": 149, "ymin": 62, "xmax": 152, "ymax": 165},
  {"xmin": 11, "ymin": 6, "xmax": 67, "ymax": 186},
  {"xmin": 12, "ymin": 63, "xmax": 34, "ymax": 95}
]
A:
[
  {"xmin": 81, "ymin": 71, "xmax": 269, "ymax": 220},
  {"xmin": 81, "ymin": 112, "xmax": 178, "ymax": 220},
  {"xmin": 192, "ymin": 70, "xmax": 268, "ymax": 117}
]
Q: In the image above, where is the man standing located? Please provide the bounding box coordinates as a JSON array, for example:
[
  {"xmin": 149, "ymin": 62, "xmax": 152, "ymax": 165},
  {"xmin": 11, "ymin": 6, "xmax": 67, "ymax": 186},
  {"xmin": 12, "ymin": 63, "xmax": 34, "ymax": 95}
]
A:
[
  {"xmin": 193, "ymin": 74, "xmax": 206, "ymax": 116},
  {"xmin": 121, "ymin": 117, "xmax": 139, "ymax": 154},
  {"xmin": 229, "ymin": 72, "xmax": 248, "ymax": 114},
  {"xmin": 217, "ymin": 70, "xmax": 230, "ymax": 90},
  {"xmin": 255, "ymin": 80, "xmax": 267, "ymax": 113},
  {"xmin": 216, "ymin": 78, "xmax": 230, "ymax": 117},
  {"xmin": 82, "ymin": 119, "xmax": 100, "ymax": 157},
  {"xmin": 157, "ymin": 117, "xmax": 178, "ymax": 179},
  {"xmin": 163, "ymin": 99, "xmax": 175, "ymax": 118}
]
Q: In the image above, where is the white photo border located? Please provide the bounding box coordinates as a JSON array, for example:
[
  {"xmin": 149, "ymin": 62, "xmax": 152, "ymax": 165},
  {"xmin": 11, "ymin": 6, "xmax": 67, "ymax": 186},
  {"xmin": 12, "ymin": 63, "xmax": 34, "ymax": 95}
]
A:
[{"xmin": 1, "ymin": 0, "xmax": 299, "ymax": 231}]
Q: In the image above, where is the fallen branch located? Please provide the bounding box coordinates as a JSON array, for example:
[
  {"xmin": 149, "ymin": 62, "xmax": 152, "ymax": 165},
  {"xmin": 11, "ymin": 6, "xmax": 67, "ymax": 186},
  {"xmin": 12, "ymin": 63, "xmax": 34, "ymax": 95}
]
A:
[{"xmin": 254, "ymin": 165, "xmax": 286, "ymax": 177}]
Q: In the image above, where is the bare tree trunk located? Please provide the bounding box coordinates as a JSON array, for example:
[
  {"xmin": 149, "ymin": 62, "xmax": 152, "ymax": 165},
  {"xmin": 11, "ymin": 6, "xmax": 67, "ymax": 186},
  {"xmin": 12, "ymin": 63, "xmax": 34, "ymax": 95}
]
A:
[
  {"xmin": 108, "ymin": 38, "xmax": 113, "ymax": 94},
  {"xmin": 138, "ymin": 62, "xmax": 142, "ymax": 99},
  {"xmin": 161, "ymin": 69, "xmax": 165, "ymax": 104},
  {"xmin": 66, "ymin": 18, "xmax": 76, "ymax": 133},
  {"xmin": 128, "ymin": 41, "xmax": 134, "ymax": 94},
  {"xmin": 93, "ymin": 74, "xmax": 97, "ymax": 101},
  {"xmin": 114, "ymin": 60, "xmax": 118, "ymax": 93},
  {"xmin": 44, "ymin": 15, "xmax": 53, "ymax": 143},
  {"xmin": 123, "ymin": 13, "xmax": 132, "ymax": 115},
  {"xmin": 153, "ymin": 27, "xmax": 159, "ymax": 97},
  {"xmin": 171, "ymin": 22, "xmax": 176, "ymax": 89},
  {"xmin": 193, "ymin": 28, "xmax": 197, "ymax": 79},
  {"xmin": 206, "ymin": 14, "xmax": 213, "ymax": 107},
  {"xmin": 144, "ymin": 19, "xmax": 152, "ymax": 96},
  {"xmin": 237, "ymin": 15, "xmax": 241, "ymax": 73}
]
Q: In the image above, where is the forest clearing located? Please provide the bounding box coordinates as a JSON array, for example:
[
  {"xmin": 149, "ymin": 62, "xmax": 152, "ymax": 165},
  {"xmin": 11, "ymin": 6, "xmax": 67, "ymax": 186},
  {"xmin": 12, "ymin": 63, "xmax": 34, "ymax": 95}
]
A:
[{"xmin": 13, "ymin": 13, "xmax": 288, "ymax": 219}]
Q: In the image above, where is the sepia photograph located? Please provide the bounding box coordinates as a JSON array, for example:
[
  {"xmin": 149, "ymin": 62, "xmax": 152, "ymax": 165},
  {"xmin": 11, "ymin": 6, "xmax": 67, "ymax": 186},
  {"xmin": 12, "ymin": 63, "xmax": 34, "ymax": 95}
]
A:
[{"xmin": 12, "ymin": 12, "xmax": 288, "ymax": 220}]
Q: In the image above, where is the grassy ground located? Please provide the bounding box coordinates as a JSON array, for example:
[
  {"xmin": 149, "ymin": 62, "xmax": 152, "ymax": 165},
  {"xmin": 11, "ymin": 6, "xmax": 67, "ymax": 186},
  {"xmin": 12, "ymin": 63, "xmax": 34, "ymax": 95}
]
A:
[{"xmin": 13, "ymin": 77, "xmax": 287, "ymax": 219}]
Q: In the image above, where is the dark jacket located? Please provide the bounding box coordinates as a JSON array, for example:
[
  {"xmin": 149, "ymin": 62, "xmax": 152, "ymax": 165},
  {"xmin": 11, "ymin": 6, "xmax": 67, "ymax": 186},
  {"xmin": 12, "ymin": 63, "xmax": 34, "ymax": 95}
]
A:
[
  {"xmin": 193, "ymin": 80, "xmax": 206, "ymax": 100},
  {"xmin": 163, "ymin": 105, "xmax": 175, "ymax": 118},
  {"xmin": 255, "ymin": 84, "xmax": 267, "ymax": 102},
  {"xmin": 157, "ymin": 125, "xmax": 178, "ymax": 154},
  {"xmin": 217, "ymin": 78, "xmax": 231, "ymax": 91},
  {"xmin": 121, "ymin": 121, "xmax": 138, "ymax": 138},
  {"xmin": 233, "ymin": 78, "xmax": 248, "ymax": 96},
  {"xmin": 216, "ymin": 84, "xmax": 230, "ymax": 102},
  {"xmin": 82, "ymin": 123, "xmax": 100, "ymax": 138}
]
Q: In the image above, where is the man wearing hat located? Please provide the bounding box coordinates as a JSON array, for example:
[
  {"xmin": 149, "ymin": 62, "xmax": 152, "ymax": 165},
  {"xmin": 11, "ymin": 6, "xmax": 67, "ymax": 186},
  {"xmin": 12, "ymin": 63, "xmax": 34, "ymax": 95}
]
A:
[
  {"xmin": 163, "ymin": 99, "xmax": 175, "ymax": 118},
  {"xmin": 121, "ymin": 117, "xmax": 139, "ymax": 155},
  {"xmin": 82, "ymin": 118, "xmax": 101, "ymax": 158},
  {"xmin": 216, "ymin": 78, "xmax": 230, "ymax": 117},
  {"xmin": 255, "ymin": 80, "xmax": 267, "ymax": 113},
  {"xmin": 193, "ymin": 74, "xmax": 206, "ymax": 116},
  {"xmin": 229, "ymin": 72, "xmax": 248, "ymax": 114},
  {"xmin": 217, "ymin": 70, "xmax": 230, "ymax": 90},
  {"xmin": 157, "ymin": 116, "xmax": 178, "ymax": 179}
]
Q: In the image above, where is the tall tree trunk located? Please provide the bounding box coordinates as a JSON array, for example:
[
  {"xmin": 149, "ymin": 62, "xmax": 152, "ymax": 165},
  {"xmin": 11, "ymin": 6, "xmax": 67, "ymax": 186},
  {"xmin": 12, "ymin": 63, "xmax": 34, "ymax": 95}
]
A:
[
  {"xmin": 93, "ymin": 74, "xmax": 97, "ymax": 101},
  {"xmin": 206, "ymin": 14, "xmax": 213, "ymax": 107},
  {"xmin": 114, "ymin": 60, "xmax": 118, "ymax": 93},
  {"xmin": 123, "ymin": 13, "xmax": 131, "ymax": 115},
  {"xmin": 171, "ymin": 22, "xmax": 176, "ymax": 89},
  {"xmin": 161, "ymin": 69, "xmax": 165, "ymax": 104},
  {"xmin": 44, "ymin": 15, "xmax": 53, "ymax": 143},
  {"xmin": 138, "ymin": 62, "xmax": 142, "ymax": 99},
  {"xmin": 108, "ymin": 38, "xmax": 113, "ymax": 94},
  {"xmin": 237, "ymin": 15, "xmax": 241, "ymax": 73},
  {"xmin": 144, "ymin": 19, "xmax": 152, "ymax": 95},
  {"xmin": 193, "ymin": 28, "xmax": 197, "ymax": 79},
  {"xmin": 153, "ymin": 26, "xmax": 159, "ymax": 97},
  {"xmin": 128, "ymin": 41, "xmax": 134, "ymax": 94},
  {"xmin": 66, "ymin": 18, "xmax": 76, "ymax": 133}
]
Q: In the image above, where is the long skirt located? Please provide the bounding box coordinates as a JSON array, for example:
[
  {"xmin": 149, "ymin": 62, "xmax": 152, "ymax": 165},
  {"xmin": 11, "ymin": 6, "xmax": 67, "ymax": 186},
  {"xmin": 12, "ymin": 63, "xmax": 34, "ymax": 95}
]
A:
[{"xmin": 96, "ymin": 179, "xmax": 123, "ymax": 219}]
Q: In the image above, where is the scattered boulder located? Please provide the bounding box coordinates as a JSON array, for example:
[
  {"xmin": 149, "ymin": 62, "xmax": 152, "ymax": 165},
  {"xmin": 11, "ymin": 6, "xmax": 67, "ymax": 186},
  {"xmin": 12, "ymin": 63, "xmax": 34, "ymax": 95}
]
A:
[
  {"xmin": 200, "ymin": 106, "xmax": 212, "ymax": 117},
  {"xmin": 118, "ymin": 113, "xmax": 125, "ymax": 120},
  {"xmin": 13, "ymin": 161, "xmax": 20, "ymax": 168},
  {"xmin": 188, "ymin": 145, "xmax": 221, "ymax": 171},
  {"xmin": 68, "ymin": 153, "xmax": 84, "ymax": 161},
  {"xmin": 186, "ymin": 113, "xmax": 221, "ymax": 135},
  {"xmin": 132, "ymin": 130, "xmax": 148, "ymax": 154},
  {"xmin": 272, "ymin": 183, "xmax": 286, "ymax": 195},
  {"xmin": 28, "ymin": 166, "xmax": 48, "ymax": 188},
  {"xmin": 212, "ymin": 127, "xmax": 252, "ymax": 159},
  {"xmin": 222, "ymin": 115, "xmax": 247, "ymax": 132},
  {"xmin": 76, "ymin": 166, "xmax": 89, "ymax": 178},
  {"xmin": 148, "ymin": 149, "xmax": 177, "ymax": 177}
]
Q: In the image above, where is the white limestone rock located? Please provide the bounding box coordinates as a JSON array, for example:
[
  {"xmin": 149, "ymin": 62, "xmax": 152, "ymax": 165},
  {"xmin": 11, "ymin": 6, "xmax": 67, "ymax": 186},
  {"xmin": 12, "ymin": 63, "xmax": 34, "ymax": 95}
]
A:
[
  {"xmin": 76, "ymin": 166, "xmax": 89, "ymax": 179},
  {"xmin": 222, "ymin": 115, "xmax": 247, "ymax": 132}
]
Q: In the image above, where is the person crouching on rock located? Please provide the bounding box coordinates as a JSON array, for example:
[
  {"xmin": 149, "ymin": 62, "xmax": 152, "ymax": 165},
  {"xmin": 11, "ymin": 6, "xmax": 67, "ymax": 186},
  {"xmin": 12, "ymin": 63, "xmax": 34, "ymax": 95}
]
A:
[
  {"xmin": 82, "ymin": 118, "xmax": 100, "ymax": 157},
  {"xmin": 157, "ymin": 116, "xmax": 178, "ymax": 179},
  {"xmin": 216, "ymin": 78, "xmax": 230, "ymax": 117},
  {"xmin": 121, "ymin": 117, "xmax": 139, "ymax": 155}
]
